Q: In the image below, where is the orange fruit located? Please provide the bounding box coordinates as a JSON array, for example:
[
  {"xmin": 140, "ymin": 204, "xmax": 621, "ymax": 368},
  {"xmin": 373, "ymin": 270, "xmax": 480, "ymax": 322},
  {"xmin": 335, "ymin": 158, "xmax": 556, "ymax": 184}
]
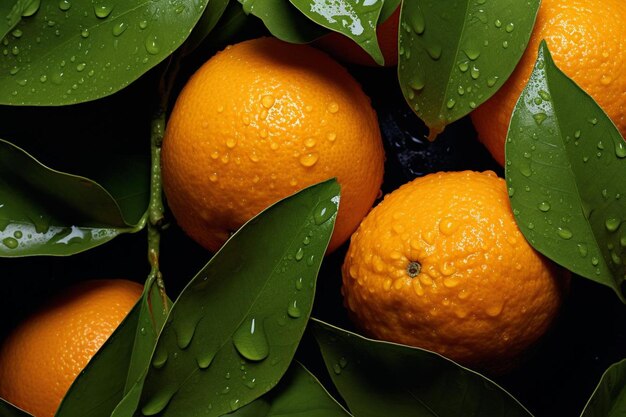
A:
[
  {"xmin": 162, "ymin": 36, "xmax": 385, "ymax": 253},
  {"xmin": 471, "ymin": 0, "xmax": 626, "ymax": 166},
  {"xmin": 342, "ymin": 170, "xmax": 568, "ymax": 371},
  {"xmin": 313, "ymin": 7, "xmax": 400, "ymax": 67},
  {"xmin": 0, "ymin": 279, "xmax": 142, "ymax": 417}
]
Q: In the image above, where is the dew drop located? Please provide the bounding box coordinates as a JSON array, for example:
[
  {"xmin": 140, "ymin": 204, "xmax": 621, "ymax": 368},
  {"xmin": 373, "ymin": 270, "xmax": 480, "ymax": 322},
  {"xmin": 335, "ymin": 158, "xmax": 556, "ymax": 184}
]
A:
[
  {"xmin": 313, "ymin": 199, "xmax": 337, "ymax": 225},
  {"xmin": 94, "ymin": 4, "xmax": 113, "ymax": 18},
  {"xmin": 232, "ymin": 317, "xmax": 269, "ymax": 361},
  {"xmin": 299, "ymin": 153, "xmax": 319, "ymax": 167},
  {"xmin": 112, "ymin": 21, "xmax": 128, "ymax": 36},
  {"xmin": 145, "ymin": 34, "xmax": 160, "ymax": 55},
  {"xmin": 502, "ymin": 40, "xmax": 509, "ymax": 49},
  {"xmin": 141, "ymin": 389, "xmax": 175, "ymax": 416},
  {"xmin": 577, "ymin": 243, "xmax": 588, "ymax": 257},
  {"xmin": 464, "ymin": 48, "xmax": 480, "ymax": 61},
  {"xmin": 557, "ymin": 227, "xmax": 573, "ymax": 240},
  {"xmin": 287, "ymin": 300, "xmax": 301, "ymax": 318},
  {"xmin": 410, "ymin": 10, "xmax": 425, "ymax": 34},
  {"xmin": 13, "ymin": 230, "xmax": 22, "ymax": 239},
  {"xmin": 505, "ymin": 22, "xmax": 515, "ymax": 32},
  {"xmin": 58, "ymin": 0, "xmax": 71, "ymax": 10},
  {"xmin": 537, "ymin": 201, "xmax": 551, "ymax": 212},
  {"xmin": 327, "ymin": 102, "xmax": 339, "ymax": 113},
  {"xmin": 21, "ymin": 0, "xmax": 40, "ymax": 16},
  {"xmin": 196, "ymin": 350, "xmax": 216, "ymax": 369},
  {"xmin": 139, "ymin": 20, "xmax": 148, "ymax": 29},
  {"xmin": 295, "ymin": 277, "xmax": 304, "ymax": 290},
  {"xmin": 470, "ymin": 66, "xmax": 480, "ymax": 79},
  {"xmin": 12, "ymin": 29, "xmax": 23, "ymax": 38},
  {"xmin": 2, "ymin": 237, "xmax": 18, "ymax": 249},
  {"xmin": 520, "ymin": 163, "xmax": 532, "ymax": 177},
  {"xmin": 458, "ymin": 61, "xmax": 469, "ymax": 72},
  {"xmin": 226, "ymin": 137, "xmax": 237, "ymax": 149},
  {"xmin": 333, "ymin": 363, "xmax": 342, "ymax": 374},
  {"xmin": 615, "ymin": 140, "xmax": 626, "ymax": 158},
  {"xmin": 175, "ymin": 321, "xmax": 197, "ymax": 350},
  {"xmin": 304, "ymin": 137, "xmax": 316, "ymax": 148},
  {"xmin": 426, "ymin": 44, "xmax": 442, "ymax": 60},
  {"xmin": 469, "ymin": 101, "xmax": 477, "ymax": 109},
  {"xmin": 295, "ymin": 247, "xmax": 304, "ymax": 261},
  {"xmin": 606, "ymin": 218, "xmax": 621, "ymax": 232},
  {"xmin": 457, "ymin": 85, "xmax": 465, "ymax": 96},
  {"xmin": 81, "ymin": 28, "xmax": 90, "ymax": 38},
  {"xmin": 261, "ymin": 95, "xmax": 275, "ymax": 109},
  {"xmin": 591, "ymin": 256, "xmax": 599, "ymax": 266},
  {"xmin": 533, "ymin": 113, "xmax": 547, "ymax": 125},
  {"xmin": 446, "ymin": 98, "xmax": 456, "ymax": 109},
  {"xmin": 76, "ymin": 62, "xmax": 86, "ymax": 72},
  {"xmin": 487, "ymin": 76, "xmax": 498, "ymax": 87},
  {"xmin": 152, "ymin": 347, "xmax": 168, "ymax": 369}
]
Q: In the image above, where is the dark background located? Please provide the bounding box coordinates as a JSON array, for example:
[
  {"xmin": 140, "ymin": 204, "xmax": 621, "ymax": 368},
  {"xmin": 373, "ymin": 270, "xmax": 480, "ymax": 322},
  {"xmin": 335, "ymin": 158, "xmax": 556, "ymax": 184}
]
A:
[{"xmin": 1, "ymin": 28, "xmax": 625, "ymax": 417}]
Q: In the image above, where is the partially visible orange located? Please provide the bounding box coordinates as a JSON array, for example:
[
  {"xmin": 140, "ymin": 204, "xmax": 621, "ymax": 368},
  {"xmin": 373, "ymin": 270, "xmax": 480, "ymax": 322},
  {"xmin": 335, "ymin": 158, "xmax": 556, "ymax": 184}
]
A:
[
  {"xmin": 162, "ymin": 37, "xmax": 385, "ymax": 253},
  {"xmin": 0, "ymin": 279, "xmax": 142, "ymax": 417},
  {"xmin": 314, "ymin": 7, "xmax": 400, "ymax": 67},
  {"xmin": 471, "ymin": 0, "xmax": 626, "ymax": 166},
  {"xmin": 342, "ymin": 171, "xmax": 568, "ymax": 372}
]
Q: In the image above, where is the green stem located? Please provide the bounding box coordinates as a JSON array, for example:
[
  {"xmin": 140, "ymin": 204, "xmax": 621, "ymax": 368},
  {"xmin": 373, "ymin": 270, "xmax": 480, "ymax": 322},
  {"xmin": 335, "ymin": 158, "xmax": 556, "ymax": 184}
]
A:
[{"xmin": 147, "ymin": 55, "xmax": 181, "ymax": 315}]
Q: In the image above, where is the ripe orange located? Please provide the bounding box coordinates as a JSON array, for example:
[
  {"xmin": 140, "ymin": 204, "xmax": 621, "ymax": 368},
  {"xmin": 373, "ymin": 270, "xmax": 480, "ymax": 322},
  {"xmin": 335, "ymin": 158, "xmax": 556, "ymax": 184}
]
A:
[
  {"xmin": 471, "ymin": 0, "xmax": 626, "ymax": 166},
  {"xmin": 0, "ymin": 279, "xmax": 142, "ymax": 417},
  {"xmin": 313, "ymin": 7, "xmax": 400, "ymax": 67},
  {"xmin": 342, "ymin": 171, "xmax": 568, "ymax": 371},
  {"xmin": 162, "ymin": 37, "xmax": 385, "ymax": 253}
]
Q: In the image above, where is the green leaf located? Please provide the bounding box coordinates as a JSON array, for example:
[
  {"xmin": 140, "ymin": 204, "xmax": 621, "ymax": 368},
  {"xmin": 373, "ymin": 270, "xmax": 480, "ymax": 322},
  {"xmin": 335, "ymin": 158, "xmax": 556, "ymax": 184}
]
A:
[
  {"xmin": 398, "ymin": 0, "xmax": 539, "ymax": 137},
  {"xmin": 55, "ymin": 301, "xmax": 142, "ymax": 417},
  {"xmin": 180, "ymin": 0, "xmax": 230, "ymax": 57},
  {"xmin": 0, "ymin": 0, "xmax": 208, "ymax": 105},
  {"xmin": 0, "ymin": 398, "xmax": 34, "ymax": 417},
  {"xmin": 506, "ymin": 42, "xmax": 626, "ymax": 301},
  {"xmin": 135, "ymin": 179, "xmax": 339, "ymax": 416},
  {"xmin": 581, "ymin": 359, "xmax": 626, "ymax": 417},
  {"xmin": 289, "ymin": 0, "xmax": 384, "ymax": 65},
  {"xmin": 229, "ymin": 362, "xmax": 352, "ymax": 417},
  {"xmin": 237, "ymin": 0, "xmax": 327, "ymax": 44},
  {"xmin": 379, "ymin": 0, "xmax": 400, "ymax": 23},
  {"xmin": 0, "ymin": 139, "xmax": 141, "ymax": 257},
  {"xmin": 312, "ymin": 319, "xmax": 533, "ymax": 417}
]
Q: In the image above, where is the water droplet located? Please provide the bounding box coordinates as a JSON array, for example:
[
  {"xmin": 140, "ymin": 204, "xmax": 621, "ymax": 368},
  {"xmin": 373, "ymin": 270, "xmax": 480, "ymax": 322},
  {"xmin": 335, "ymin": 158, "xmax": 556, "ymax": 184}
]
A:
[
  {"xmin": 245, "ymin": 378, "xmax": 257, "ymax": 389},
  {"xmin": 611, "ymin": 251, "xmax": 622, "ymax": 265},
  {"xmin": 327, "ymin": 132, "xmax": 336, "ymax": 142},
  {"xmin": 577, "ymin": 243, "xmax": 588, "ymax": 257},
  {"xmin": 557, "ymin": 227, "xmax": 573, "ymax": 240},
  {"xmin": 464, "ymin": 48, "xmax": 480, "ymax": 61},
  {"xmin": 505, "ymin": 22, "xmax": 515, "ymax": 32},
  {"xmin": 76, "ymin": 62, "xmax": 86, "ymax": 72},
  {"xmin": 520, "ymin": 163, "xmax": 532, "ymax": 177},
  {"xmin": 304, "ymin": 137, "xmax": 316, "ymax": 148},
  {"xmin": 409, "ymin": 10, "xmax": 425, "ymax": 34},
  {"xmin": 139, "ymin": 20, "xmax": 148, "ymax": 29},
  {"xmin": 299, "ymin": 153, "xmax": 318, "ymax": 167},
  {"xmin": 11, "ymin": 46, "xmax": 19, "ymax": 55},
  {"xmin": 94, "ymin": 4, "xmax": 113, "ymax": 18},
  {"xmin": 2, "ymin": 237, "xmax": 18, "ymax": 249},
  {"xmin": 81, "ymin": 28, "xmax": 90, "ymax": 38},
  {"xmin": 261, "ymin": 95, "xmax": 275, "ymax": 109},
  {"xmin": 232, "ymin": 317, "xmax": 269, "ymax": 361},
  {"xmin": 458, "ymin": 61, "xmax": 469, "ymax": 72},
  {"xmin": 589, "ymin": 118, "xmax": 598, "ymax": 126},
  {"xmin": 615, "ymin": 140, "xmax": 626, "ymax": 158},
  {"xmin": 606, "ymin": 218, "xmax": 621, "ymax": 232},
  {"xmin": 152, "ymin": 347, "xmax": 168, "ymax": 369},
  {"xmin": 446, "ymin": 98, "xmax": 456, "ymax": 109},
  {"xmin": 58, "ymin": 0, "xmax": 71, "ymax": 10},
  {"xmin": 295, "ymin": 247, "xmax": 304, "ymax": 261},
  {"xmin": 495, "ymin": 19, "xmax": 502, "ymax": 28},
  {"xmin": 502, "ymin": 40, "xmax": 509, "ymax": 49},
  {"xmin": 457, "ymin": 85, "xmax": 465, "ymax": 96},
  {"xmin": 196, "ymin": 350, "xmax": 216, "ymax": 369},
  {"xmin": 230, "ymin": 399, "xmax": 241, "ymax": 411},
  {"xmin": 287, "ymin": 300, "xmax": 301, "ymax": 318},
  {"xmin": 226, "ymin": 137, "xmax": 237, "ymax": 149},
  {"xmin": 426, "ymin": 44, "xmax": 442, "ymax": 60},
  {"xmin": 13, "ymin": 230, "xmax": 22, "ymax": 239},
  {"xmin": 145, "ymin": 34, "xmax": 159, "ymax": 55},
  {"xmin": 538, "ymin": 201, "xmax": 551, "ymax": 212},
  {"xmin": 333, "ymin": 363, "xmax": 342, "ymax": 374},
  {"xmin": 12, "ymin": 29, "xmax": 23, "ymax": 38},
  {"xmin": 470, "ymin": 66, "xmax": 480, "ymax": 79},
  {"xmin": 313, "ymin": 199, "xmax": 337, "ymax": 225},
  {"xmin": 175, "ymin": 321, "xmax": 197, "ymax": 350},
  {"xmin": 591, "ymin": 256, "xmax": 599, "ymax": 266},
  {"xmin": 295, "ymin": 277, "xmax": 304, "ymax": 290},
  {"xmin": 469, "ymin": 101, "xmax": 477, "ymax": 109},
  {"xmin": 620, "ymin": 235, "xmax": 626, "ymax": 247},
  {"xmin": 112, "ymin": 21, "xmax": 128, "ymax": 36},
  {"xmin": 327, "ymin": 102, "xmax": 339, "ymax": 113},
  {"xmin": 533, "ymin": 113, "xmax": 548, "ymax": 125},
  {"xmin": 141, "ymin": 388, "xmax": 176, "ymax": 416}
]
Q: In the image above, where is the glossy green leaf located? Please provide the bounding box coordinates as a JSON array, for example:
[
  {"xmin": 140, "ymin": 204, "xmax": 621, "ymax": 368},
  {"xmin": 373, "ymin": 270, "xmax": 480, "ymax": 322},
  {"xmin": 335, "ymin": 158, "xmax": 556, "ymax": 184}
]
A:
[
  {"xmin": 55, "ymin": 301, "xmax": 142, "ymax": 417},
  {"xmin": 237, "ymin": 0, "xmax": 326, "ymax": 43},
  {"xmin": 289, "ymin": 0, "xmax": 384, "ymax": 65},
  {"xmin": 379, "ymin": 0, "xmax": 400, "ymax": 23},
  {"xmin": 398, "ymin": 0, "xmax": 539, "ymax": 137},
  {"xmin": 135, "ymin": 180, "xmax": 339, "ymax": 416},
  {"xmin": 0, "ymin": 398, "xmax": 33, "ymax": 417},
  {"xmin": 581, "ymin": 359, "xmax": 626, "ymax": 417},
  {"xmin": 312, "ymin": 319, "xmax": 533, "ymax": 417},
  {"xmin": 0, "ymin": 139, "xmax": 141, "ymax": 257},
  {"xmin": 180, "ymin": 0, "xmax": 230, "ymax": 57},
  {"xmin": 506, "ymin": 42, "xmax": 626, "ymax": 301},
  {"xmin": 0, "ymin": 0, "xmax": 208, "ymax": 105},
  {"xmin": 229, "ymin": 362, "xmax": 352, "ymax": 417}
]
